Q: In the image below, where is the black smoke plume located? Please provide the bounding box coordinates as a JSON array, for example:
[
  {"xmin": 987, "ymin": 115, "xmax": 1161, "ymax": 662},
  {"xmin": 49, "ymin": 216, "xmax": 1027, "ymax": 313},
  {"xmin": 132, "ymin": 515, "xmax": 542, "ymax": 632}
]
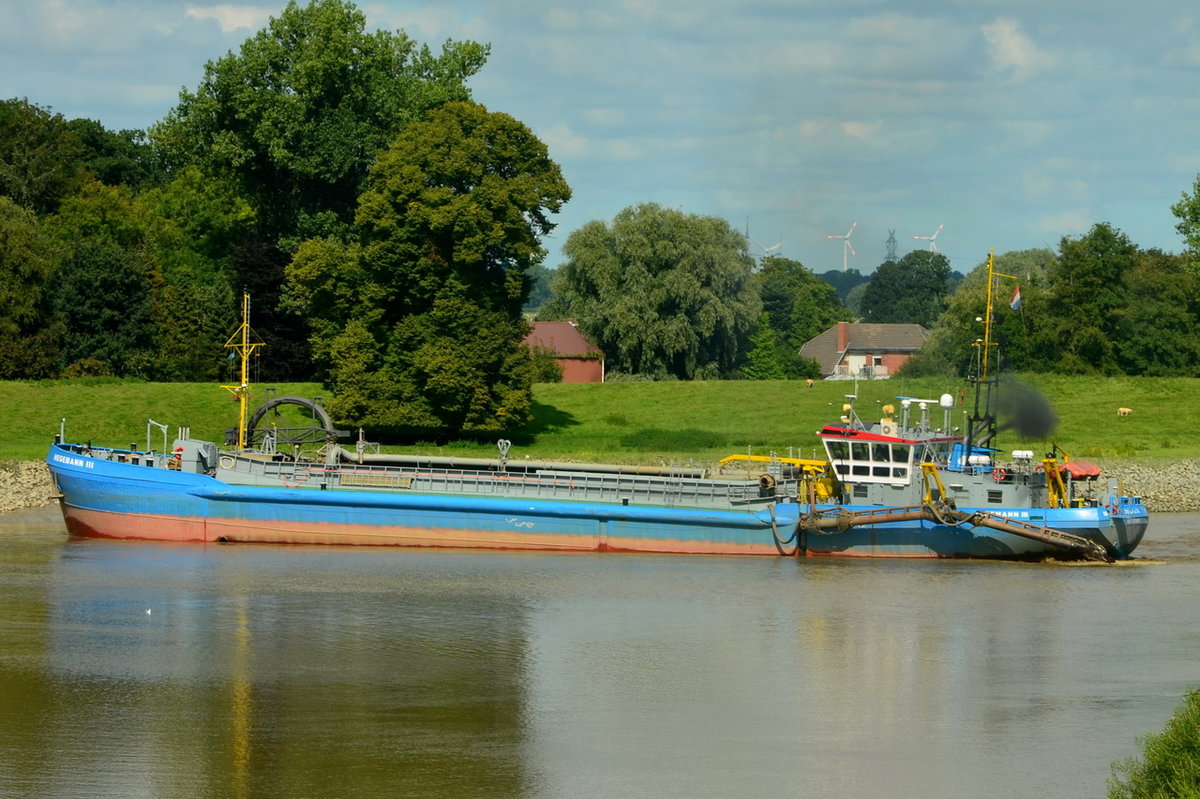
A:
[{"xmin": 994, "ymin": 374, "xmax": 1058, "ymax": 439}]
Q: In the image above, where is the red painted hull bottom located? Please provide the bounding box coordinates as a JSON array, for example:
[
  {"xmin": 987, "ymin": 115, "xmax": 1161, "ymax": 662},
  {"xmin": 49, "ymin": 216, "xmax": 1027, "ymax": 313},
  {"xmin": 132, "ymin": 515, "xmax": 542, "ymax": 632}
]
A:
[{"xmin": 58, "ymin": 505, "xmax": 784, "ymax": 557}]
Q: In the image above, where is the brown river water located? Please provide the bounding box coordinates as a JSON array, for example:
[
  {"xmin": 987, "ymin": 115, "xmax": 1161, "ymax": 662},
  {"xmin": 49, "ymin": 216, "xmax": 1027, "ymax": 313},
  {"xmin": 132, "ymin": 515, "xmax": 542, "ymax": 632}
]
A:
[{"xmin": 1, "ymin": 505, "xmax": 1198, "ymax": 798}]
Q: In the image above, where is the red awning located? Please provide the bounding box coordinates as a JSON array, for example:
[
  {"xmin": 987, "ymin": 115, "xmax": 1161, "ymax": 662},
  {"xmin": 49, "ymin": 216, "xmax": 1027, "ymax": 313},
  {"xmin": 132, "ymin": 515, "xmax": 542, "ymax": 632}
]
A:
[{"xmin": 1059, "ymin": 461, "xmax": 1102, "ymax": 479}]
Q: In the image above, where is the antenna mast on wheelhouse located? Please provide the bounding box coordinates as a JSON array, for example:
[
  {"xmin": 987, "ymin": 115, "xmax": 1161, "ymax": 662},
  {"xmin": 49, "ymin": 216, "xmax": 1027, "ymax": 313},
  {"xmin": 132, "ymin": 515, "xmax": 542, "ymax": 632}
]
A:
[{"xmin": 222, "ymin": 292, "xmax": 265, "ymax": 450}]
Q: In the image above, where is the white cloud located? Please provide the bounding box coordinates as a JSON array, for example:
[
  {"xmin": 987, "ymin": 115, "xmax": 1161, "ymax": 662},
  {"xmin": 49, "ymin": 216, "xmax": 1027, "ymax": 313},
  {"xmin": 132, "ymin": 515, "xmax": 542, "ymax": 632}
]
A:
[
  {"xmin": 1023, "ymin": 158, "xmax": 1092, "ymax": 205},
  {"xmin": 541, "ymin": 122, "xmax": 590, "ymax": 159},
  {"xmin": 772, "ymin": 40, "xmax": 841, "ymax": 72},
  {"xmin": 1164, "ymin": 41, "xmax": 1200, "ymax": 68},
  {"xmin": 583, "ymin": 108, "xmax": 627, "ymax": 126},
  {"xmin": 363, "ymin": 2, "xmax": 472, "ymax": 40},
  {"xmin": 185, "ymin": 4, "xmax": 273, "ymax": 34},
  {"xmin": 840, "ymin": 121, "xmax": 882, "ymax": 140},
  {"xmin": 982, "ymin": 17, "xmax": 1055, "ymax": 79},
  {"xmin": 847, "ymin": 13, "xmax": 942, "ymax": 46},
  {"xmin": 1036, "ymin": 210, "xmax": 1092, "ymax": 238}
]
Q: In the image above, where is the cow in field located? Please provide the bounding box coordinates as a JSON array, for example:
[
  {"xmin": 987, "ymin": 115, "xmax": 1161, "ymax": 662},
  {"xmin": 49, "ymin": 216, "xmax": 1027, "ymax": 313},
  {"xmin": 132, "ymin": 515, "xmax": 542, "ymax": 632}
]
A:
[{"xmin": 1117, "ymin": 407, "xmax": 1132, "ymax": 416}]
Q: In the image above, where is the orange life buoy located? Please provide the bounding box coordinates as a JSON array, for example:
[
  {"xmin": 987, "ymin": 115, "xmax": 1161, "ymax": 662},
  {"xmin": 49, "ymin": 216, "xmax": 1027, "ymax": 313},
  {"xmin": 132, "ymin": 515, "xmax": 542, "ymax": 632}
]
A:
[{"xmin": 992, "ymin": 468, "xmax": 1007, "ymax": 482}]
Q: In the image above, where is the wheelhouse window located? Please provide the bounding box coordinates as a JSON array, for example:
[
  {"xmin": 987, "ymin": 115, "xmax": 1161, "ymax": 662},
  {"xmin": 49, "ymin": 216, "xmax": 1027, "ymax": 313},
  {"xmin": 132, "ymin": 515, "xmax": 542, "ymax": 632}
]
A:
[{"xmin": 823, "ymin": 438, "xmax": 914, "ymax": 484}]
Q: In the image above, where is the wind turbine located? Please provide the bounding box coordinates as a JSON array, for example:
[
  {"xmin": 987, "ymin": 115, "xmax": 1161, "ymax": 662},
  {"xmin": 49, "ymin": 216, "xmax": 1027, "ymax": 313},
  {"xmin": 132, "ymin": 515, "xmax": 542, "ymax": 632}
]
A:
[
  {"xmin": 826, "ymin": 221, "xmax": 857, "ymax": 272},
  {"xmin": 751, "ymin": 238, "xmax": 783, "ymax": 258},
  {"xmin": 913, "ymin": 223, "xmax": 944, "ymax": 252}
]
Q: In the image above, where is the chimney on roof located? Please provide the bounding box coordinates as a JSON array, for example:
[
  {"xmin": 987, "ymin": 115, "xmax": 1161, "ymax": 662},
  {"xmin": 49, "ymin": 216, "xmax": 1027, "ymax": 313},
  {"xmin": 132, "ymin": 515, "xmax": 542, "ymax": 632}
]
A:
[{"xmin": 837, "ymin": 321, "xmax": 850, "ymax": 351}]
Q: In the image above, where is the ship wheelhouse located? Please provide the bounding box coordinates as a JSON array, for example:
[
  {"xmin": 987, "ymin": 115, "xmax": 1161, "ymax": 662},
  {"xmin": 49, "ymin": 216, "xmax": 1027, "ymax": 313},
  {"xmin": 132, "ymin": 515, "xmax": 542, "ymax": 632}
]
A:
[
  {"xmin": 820, "ymin": 392, "xmax": 965, "ymax": 487},
  {"xmin": 820, "ymin": 428, "xmax": 917, "ymax": 484}
]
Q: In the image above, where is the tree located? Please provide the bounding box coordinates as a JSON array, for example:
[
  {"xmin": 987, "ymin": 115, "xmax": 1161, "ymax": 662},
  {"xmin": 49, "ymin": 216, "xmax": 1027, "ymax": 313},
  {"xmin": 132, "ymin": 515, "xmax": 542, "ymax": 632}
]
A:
[
  {"xmin": 0, "ymin": 196, "xmax": 62, "ymax": 377},
  {"xmin": 0, "ymin": 98, "xmax": 85, "ymax": 214},
  {"xmin": 151, "ymin": 0, "xmax": 491, "ymax": 380},
  {"xmin": 759, "ymin": 255, "xmax": 851, "ymax": 375},
  {"xmin": 228, "ymin": 238, "xmax": 312, "ymax": 380},
  {"xmin": 523, "ymin": 262, "xmax": 555, "ymax": 313},
  {"xmin": 65, "ymin": 118, "xmax": 160, "ymax": 189},
  {"xmin": 1046, "ymin": 223, "xmax": 1138, "ymax": 374},
  {"xmin": 52, "ymin": 240, "xmax": 158, "ymax": 377},
  {"xmin": 1112, "ymin": 249, "xmax": 1200, "ymax": 376},
  {"xmin": 151, "ymin": 0, "xmax": 489, "ymax": 244},
  {"xmin": 818, "ymin": 268, "xmax": 868, "ymax": 304},
  {"xmin": 741, "ymin": 313, "xmax": 787, "ymax": 380},
  {"xmin": 44, "ymin": 178, "xmax": 245, "ymax": 381},
  {"xmin": 1171, "ymin": 175, "xmax": 1200, "ymax": 276},
  {"xmin": 899, "ymin": 249, "xmax": 1055, "ymax": 378},
  {"xmin": 859, "ymin": 250, "xmax": 952, "ymax": 326},
  {"xmin": 551, "ymin": 203, "xmax": 761, "ymax": 380},
  {"xmin": 286, "ymin": 101, "xmax": 570, "ymax": 434}
]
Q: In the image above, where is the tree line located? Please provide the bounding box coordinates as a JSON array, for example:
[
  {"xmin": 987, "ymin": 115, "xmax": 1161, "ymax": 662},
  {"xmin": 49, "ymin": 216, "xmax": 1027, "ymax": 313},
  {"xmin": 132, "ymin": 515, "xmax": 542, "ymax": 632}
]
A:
[{"xmin": 901, "ymin": 222, "xmax": 1200, "ymax": 378}]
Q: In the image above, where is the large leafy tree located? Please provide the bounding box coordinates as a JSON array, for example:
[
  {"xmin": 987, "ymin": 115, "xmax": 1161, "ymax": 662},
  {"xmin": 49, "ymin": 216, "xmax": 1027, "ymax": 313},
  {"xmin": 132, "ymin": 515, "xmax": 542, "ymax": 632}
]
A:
[
  {"xmin": 52, "ymin": 240, "xmax": 159, "ymax": 377},
  {"xmin": 44, "ymin": 182, "xmax": 162, "ymax": 377},
  {"xmin": 1045, "ymin": 222, "xmax": 1137, "ymax": 374},
  {"xmin": 43, "ymin": 178, "xmax": 247, "ymax": 380},
  {"xmin": 286, "ymin": 101, "xmax": 570, "ymax": 434},
  {"xmin": 0, "ymin": 98, "xmax": 85, "ymax": 214},
  {"xmin": 151, "ymin": 0, "xmax": 489, "ymax": 244},
  {"xmin": 550, "ymin": 203, "xmax": 761, "ymax": 380},
  {"xmin": 1112, "ymin": 249, "xmax": 1200, "ymax": 376},
  {"xmin": 758, "ymin": 255, "xmax": 850, "ymax": 376},
  {"xmin": 898, "ymin": 249, "xmax": 1055, "ymax": 378},
  {"xmin": 1171, "ymin": 174, "xmax": 1200, "ymax": 275},
  {"xmin": 859, "ymin": 250, "xmax": 952, "ymax": 326},
  {"xmin": 65, "ymin": 118, "xmax": 160, "ymax": 189},
  {"xmin": 137, "ymin": 168, "xmax": 253, "ymax": 380},
  {"xmin": 0, "ymin": 196, "xmax": 62, "ymax": 377},
  {"xmin": 151, "ymin": 0, "xmax": 489, "ymax": 380}
]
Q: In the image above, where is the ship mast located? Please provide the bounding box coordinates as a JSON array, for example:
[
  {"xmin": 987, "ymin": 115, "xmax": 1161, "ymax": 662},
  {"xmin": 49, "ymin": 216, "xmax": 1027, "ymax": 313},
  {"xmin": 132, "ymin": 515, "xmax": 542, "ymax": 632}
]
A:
[
  {"xmin": 967, "ymin": 250, "xmax": 1017, "ymax": 451},
  {"xmin": 222, "ymin": 292, "xmax": 264, "ymax": 450}
]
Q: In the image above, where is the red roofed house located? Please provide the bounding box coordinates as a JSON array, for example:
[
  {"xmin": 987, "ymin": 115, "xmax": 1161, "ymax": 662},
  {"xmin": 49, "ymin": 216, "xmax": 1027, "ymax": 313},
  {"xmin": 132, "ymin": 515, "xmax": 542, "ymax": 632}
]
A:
[
  {"xmin": 524, "ymin": 321, "xmax": 605, "ymax": 383},
  {"xmin": 800, "ymin": 321, "xmax": 928, "ymax": 379}
]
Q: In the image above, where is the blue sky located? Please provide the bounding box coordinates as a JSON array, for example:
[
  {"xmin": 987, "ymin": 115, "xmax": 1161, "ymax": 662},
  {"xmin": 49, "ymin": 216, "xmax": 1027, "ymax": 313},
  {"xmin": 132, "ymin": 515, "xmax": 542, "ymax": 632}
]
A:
[{"xmin": 3, "ymin": 0, "xmax": 1199, "ymax": 274}]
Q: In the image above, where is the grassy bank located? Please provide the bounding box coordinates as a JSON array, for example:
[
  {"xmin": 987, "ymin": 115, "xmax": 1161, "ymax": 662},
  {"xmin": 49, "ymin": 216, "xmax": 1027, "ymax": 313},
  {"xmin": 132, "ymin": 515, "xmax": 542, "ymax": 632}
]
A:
[{"xmin": 0, "ymin": 374, "xmax": 1194, "ymax": 464}]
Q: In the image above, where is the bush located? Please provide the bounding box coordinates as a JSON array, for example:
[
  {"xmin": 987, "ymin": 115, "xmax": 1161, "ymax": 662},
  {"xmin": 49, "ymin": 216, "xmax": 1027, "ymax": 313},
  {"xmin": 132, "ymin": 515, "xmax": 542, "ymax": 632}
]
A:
[{"xmin": 1108, "ymin": 686, "xmax": 1200, "ymax": 798}]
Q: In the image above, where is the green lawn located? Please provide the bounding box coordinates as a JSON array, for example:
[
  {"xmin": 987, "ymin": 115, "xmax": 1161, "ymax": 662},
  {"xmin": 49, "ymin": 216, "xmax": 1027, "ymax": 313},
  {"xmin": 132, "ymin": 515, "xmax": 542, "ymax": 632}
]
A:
[{"xmin": 1, "ymin": 374, "xmax": 1193, "ymax": 463}]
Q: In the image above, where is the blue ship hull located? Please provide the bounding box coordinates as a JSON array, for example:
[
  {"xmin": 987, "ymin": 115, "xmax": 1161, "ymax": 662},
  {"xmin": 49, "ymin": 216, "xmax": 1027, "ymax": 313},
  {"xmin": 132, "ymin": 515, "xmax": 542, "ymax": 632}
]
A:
[
  {"xmin": 47, "ymin": 443, "xmax": 1147, "ymax": 560},
  {"xmin": 48, "ymin": 444, "xmax": 800, "ymax": 556},
  {"xmin": 801, "ymin": 502, "xmax": 1148, "ymax": 559}
]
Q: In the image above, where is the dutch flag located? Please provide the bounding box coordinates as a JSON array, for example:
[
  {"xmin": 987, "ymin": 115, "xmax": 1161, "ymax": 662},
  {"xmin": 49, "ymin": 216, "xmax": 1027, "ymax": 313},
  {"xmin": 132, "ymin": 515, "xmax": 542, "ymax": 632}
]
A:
[{"xmin": 1010, "ymin": 285, "xmax": 1022, "ymax": 310}]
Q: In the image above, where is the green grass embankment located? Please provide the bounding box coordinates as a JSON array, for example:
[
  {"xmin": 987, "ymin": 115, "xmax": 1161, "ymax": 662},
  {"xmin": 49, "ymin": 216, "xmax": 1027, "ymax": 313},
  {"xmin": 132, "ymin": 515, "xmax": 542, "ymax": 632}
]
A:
[{"xmin": 1, "ymin": 374, "xmax": 1194, "ymax": 465}]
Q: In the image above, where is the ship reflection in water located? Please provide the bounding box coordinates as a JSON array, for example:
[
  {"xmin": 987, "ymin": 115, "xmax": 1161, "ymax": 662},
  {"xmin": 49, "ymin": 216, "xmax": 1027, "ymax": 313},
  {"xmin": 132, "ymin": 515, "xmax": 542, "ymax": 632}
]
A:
[{"xmin": 1, "ymin": 508, "xmax": 1198, "ymax": 799}]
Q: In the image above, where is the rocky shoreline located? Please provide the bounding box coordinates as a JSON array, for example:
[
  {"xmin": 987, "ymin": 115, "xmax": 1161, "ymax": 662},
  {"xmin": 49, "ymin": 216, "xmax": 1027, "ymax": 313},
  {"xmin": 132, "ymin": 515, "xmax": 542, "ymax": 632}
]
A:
[
  {"xmin": 0, "ymin": 462, "xmax": 56, "ymax": 514},
  {"xmin": 1093, "ymin": 459, "xmax": 1200, "ymax": 514},
  {"xmin": 3, "ymin": 458, "xmax": 1199, "ymax": 516}
]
